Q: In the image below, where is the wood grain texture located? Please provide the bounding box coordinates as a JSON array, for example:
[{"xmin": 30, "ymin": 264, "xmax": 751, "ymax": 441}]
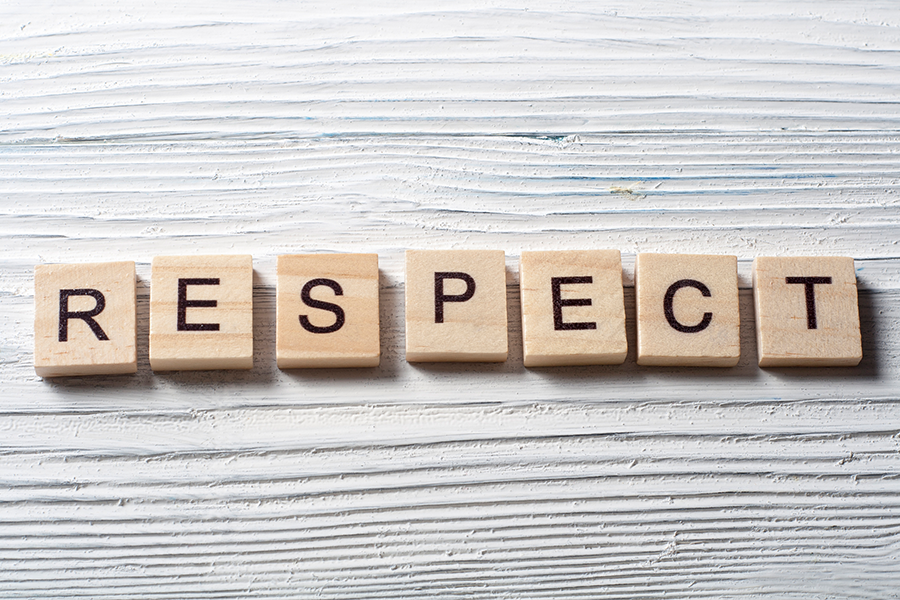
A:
[
  {"xmin": 149, "ymin": 254, "xmax": 255, "ymax": 371},
  {"xmin": 520, "ymin": 250, "xmax": 627, "ymax": 367},
  {"xmin": 1, "ymin": 1, "xmax": 899, "ymax": 598},
  {"xmin": 635, "ymin": 253, "xmax": 740, "ymax": 367}
]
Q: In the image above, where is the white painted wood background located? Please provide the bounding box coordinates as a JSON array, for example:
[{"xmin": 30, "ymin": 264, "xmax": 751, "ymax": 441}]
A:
[{"xmin": 2, "ymin": 1, "xmax": 899, "ymax": 597}]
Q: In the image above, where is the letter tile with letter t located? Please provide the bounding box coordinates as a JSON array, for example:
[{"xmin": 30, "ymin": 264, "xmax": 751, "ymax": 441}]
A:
[
  {"xmin": 405, "ymin": 249, "xmax": 508, "ymax": 362},
  {"xmin": 34, "ymin": 261, "xmax": 137, "ymax": 377},
  {"xmin": 753, "ymin": 256, "xmax": 862, "ymax": 367},
  {"xmin": 519, "ymin": 250, "xmax": 627, "ymax": 367},
  {"xmin": 276, "ymin": 253, "xmax": 380, "ymax": 368},
  {"xmin": 635, "ymin": 253, "xmax": 741, "ymax": 367},
  {"xmin": 149, "ymin": 255, "xmax": 253, "ymax": 371}
]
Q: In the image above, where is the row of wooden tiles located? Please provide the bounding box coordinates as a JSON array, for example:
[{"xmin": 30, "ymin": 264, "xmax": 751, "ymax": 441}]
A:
[{"xmin": 33, "ymin": 251, "xmax": 862, "ymax": 377}]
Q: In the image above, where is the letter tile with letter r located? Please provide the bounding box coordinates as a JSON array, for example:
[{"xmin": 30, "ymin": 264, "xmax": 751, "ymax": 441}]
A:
[
  {"xmin": 276, "ymin": 253, "xmax": 380, "ymax": 368},
  {"xmin": 519, "ymin": 250, "xmax": 627, "ymax": 367},
  {"xmin": 149, "ymin": 255, "xmax": 253, "ymax": 371},
  {"xmin": 636, "ymin": 253, "xmax": 740, "ymax": 367},
  {"xmin": 753, "ymin": 256, "xmax": 861, "ymax": 367},
  {"xmin": 405, "ymin": 249, "xmax": 508, "ymax": 362},
  {"xmin": 34, "ymin": 261, "xmax": 137, "ymax": 377}
]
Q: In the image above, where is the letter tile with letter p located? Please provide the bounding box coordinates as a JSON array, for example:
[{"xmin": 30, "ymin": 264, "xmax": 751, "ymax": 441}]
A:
[
  {"xmin": 519, "ymin": 250, "xmax": 627, "ymax": 367},
  {"xmin": 34, "ymin": 261, "xmax": 137, "ymax": 377},
  {"xmin": 276, "ymin": 253, "xmax": 380, "ymax": 368},
  {"xmin": 149, "ymin": 255, "xmax": 253, "ymax": 371},
  {"xmin": 636, "ymin": 253, "xmax": 740, "ymax": 367},
  {"xmin": 753, "ymin": 256, "xmax": 861, "ymax": 367},
  {"xmin": 405, "ymin": 250, "xmax": 508, "ymax": 362}
]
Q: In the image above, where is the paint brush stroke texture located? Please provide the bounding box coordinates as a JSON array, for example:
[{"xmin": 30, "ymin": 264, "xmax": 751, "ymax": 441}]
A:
[{"xmin": 1, "ymin": 1, "xmax": 899, "ymax": 598}]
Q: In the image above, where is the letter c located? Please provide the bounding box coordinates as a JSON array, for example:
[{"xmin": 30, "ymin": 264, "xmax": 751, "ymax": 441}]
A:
[{"xmin": 663, "ymin": 279, "xmax": 713, "ymax": 333}]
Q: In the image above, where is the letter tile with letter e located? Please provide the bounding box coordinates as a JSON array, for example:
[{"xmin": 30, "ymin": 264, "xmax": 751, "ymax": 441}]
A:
[
  {"xmin": 34, "ymin": 261, "xmax": 137, "ymax": 377},
  {"xmin": 149, "ymin": 255, "xmax": 253, "ymax": 371},
  {"xmin": 753, "ymin": 256, "xmax": 862, "ymax": 367},
  {"xmin": 636, "ymin": 253, "xmax": 740, "ymax": 367},
  {"xmin": 276, "ymin": 253, "xmax": 380, "ymax": 368},
  {"xmin": 519, "ymin": 250, "xmax": 627, "ymax": 367},
  {"xmin": 405, "ymin": 249, "xmax": 508, "ymax": 362}
]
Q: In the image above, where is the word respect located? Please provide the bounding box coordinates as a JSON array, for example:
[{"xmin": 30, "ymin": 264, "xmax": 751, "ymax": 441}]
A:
[{"xmin": 33, "ymin": 250, "xmax": 862, "ymax": 377}]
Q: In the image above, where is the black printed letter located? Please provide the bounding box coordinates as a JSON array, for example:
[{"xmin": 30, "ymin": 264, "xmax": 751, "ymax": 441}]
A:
[
  {"xmin": 434, "ymin": 272, "xmax": 476, "ymax": 323},
  {"xmin": 59, "ymin": 289, "xmax": 109, "ymax": 342},
  {"xmin": 663, "ymin": 279, "xmax": 713, "ymax": 333},
  {"xmin": 299, "ymin": 278, "xmax": 346, "ymax": 334},
  {"xmin": 786, "ymin": 276, "xmax": 832, "ymax": 329},
  {"xmin": 551, "ymin": 276, "xmax": 596, "ymax": 331},
  {"xmin": 177, "ymin": 278, "xmax": 220, "ymax": 331}
]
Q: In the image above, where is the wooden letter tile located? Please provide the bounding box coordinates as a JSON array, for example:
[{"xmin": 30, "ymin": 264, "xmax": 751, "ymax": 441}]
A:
[
  {"xmin": 34, "ymin": 261, "xmax": 137, "ymax": 377},
  {"xmin": 636, "ymin": 253, "xmax": 740, "ymax": 367},
  {"xmin": 519, "ymin": 250, "xmax": 627, "ymax": 367},
  {"xmin": 405, "ymin": 250, "xmax": 508, "ymax": 362},
  {"xmin": 276, "ymin": 254, "xmax": 380, "ymax": 368},
  {"xmin": 753, "ymin": 256, "xmax": 862, "ymax": 367},
  {"xmin": 150, "ymin": 255, "xmax": 253, "ymax": 371}
]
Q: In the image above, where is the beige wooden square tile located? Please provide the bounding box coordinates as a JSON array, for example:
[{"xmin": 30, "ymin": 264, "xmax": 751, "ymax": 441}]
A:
[
  {"xmin": 519, "ymin": 250, "xmax": 627, "ymax": 367},
  {"xmin": 405, "ymin": 250, "xmax": 508, "ymax": 362},
  {"xmin": 636, "ymin": 253, "xmax": 740, "ymax": 367},
  {"xmin": 276, "ymin": 253, "xmax": 380, "ymax": 368},
  {"xmin": 34, "ymin": 261, "xmax": 137, "ymax": 377},
  {"xmin": 150, "ymin": 255, "xmax": 253, "ymax": 371},
  {"xmin": 753, "ymin": 256, "xmax": 862, "ymax": 367}
]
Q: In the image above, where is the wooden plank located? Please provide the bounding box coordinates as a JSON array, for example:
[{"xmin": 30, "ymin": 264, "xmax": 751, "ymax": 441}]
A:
[{"xmin": 1, "ymin": 1, "xmax": 899, "ymax": 598}]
